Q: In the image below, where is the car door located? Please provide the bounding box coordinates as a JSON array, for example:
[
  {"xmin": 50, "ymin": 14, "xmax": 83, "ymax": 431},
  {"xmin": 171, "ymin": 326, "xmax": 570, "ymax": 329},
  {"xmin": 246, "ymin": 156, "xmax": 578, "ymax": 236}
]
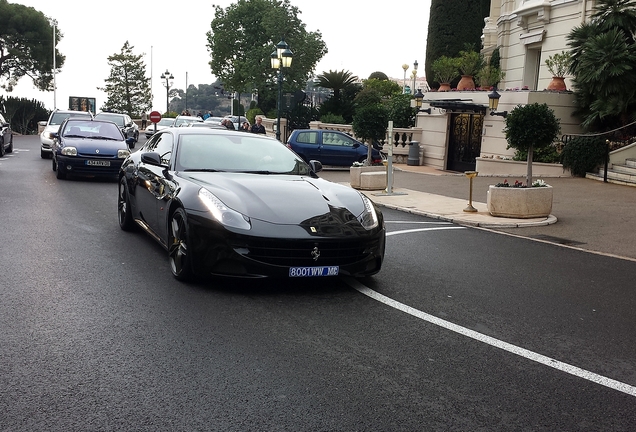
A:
[
  {"xmin": 292, "ymin": 130, "xmax": 321, "ymax": 162},
  {"xmin": 319, "ymin": 131, "xmax": 361, "ymax": 166},
  {"xmin": 135, "ymin": 132, "xmax": 174, "ymax": 239}
]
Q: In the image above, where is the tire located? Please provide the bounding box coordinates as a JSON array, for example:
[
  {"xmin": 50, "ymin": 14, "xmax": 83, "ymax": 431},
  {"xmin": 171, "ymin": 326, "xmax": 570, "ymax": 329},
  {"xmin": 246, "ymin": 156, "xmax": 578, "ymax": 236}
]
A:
[
  {"xmin": 51, "ymin": 156, "xmax": 57, "ymax": 172},
  {"xmin": 55, "ymin": 159, "xmax": 66, "ymax": 179},
  {"xmin": 6, "ymin": 139, "xmax": 12, "ymax": 153},
  {"xmin": 118, "ymin": 177, "xmax": 136, "ymax": 231},
  {"xmin": 41, "ymin": 148, "xmax": 48, "ymax": 159},
  {"xmin": 168, "ymin": 208, "xmax": 194, "ymax": 281},
  {"xmin": 0, "ymin": 139, "xmax": 5, "ymax": 157}
]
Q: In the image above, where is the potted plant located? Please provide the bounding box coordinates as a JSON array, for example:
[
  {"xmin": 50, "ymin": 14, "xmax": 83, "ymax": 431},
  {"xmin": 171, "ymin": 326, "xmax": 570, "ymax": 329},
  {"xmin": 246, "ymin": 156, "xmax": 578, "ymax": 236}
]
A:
[
  {"xmin": 487, "ymin": 103, "xmax": 561, "ymax": 218},
  {"xmin": 456, "ymin": 45, "xmax": 483, "ymax": 90},
  {"xmin": 476, "ymin": 65, "xmax": 505, "ymax": 90},
  {"xmin": 432, "ymin": 56, "xmax": 459, "ymax": 91},
  {"xmin": 545, "ymin": 51, "xmax": 571, "ymax": 91}
]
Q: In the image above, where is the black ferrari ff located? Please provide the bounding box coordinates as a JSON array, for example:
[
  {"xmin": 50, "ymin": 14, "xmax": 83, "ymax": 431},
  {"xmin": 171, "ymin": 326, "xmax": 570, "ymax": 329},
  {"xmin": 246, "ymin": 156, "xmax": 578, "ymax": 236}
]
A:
[{"xmin": 118, "ymin": 127, "xmax": 385, "ymax": 280}]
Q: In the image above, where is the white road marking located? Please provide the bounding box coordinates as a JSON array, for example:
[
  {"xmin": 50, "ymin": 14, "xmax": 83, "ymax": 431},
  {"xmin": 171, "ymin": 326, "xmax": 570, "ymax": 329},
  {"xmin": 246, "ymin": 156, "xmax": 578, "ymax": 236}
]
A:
[
  {"xmin": 344, "ymin": 277, "xmax": 636, "ymax": 397},
  {"xmin": 387, "ymin": 226, "xmax": 466, "ymax": 236}
]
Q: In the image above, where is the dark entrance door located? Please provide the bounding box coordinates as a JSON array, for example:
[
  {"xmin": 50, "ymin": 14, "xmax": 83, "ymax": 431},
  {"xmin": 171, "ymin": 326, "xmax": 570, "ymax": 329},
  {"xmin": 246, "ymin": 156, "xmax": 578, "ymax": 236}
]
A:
[{"xmin": 446, "ymin": 113, "xmax": 484, "ymax": 172}]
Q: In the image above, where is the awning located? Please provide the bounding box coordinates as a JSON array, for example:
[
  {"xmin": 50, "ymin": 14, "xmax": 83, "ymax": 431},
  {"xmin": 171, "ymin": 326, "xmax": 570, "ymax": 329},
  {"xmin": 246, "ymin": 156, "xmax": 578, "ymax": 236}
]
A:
[{"xmin": 429, "ymin": 100, "xmax": 487, "ymax": 114}]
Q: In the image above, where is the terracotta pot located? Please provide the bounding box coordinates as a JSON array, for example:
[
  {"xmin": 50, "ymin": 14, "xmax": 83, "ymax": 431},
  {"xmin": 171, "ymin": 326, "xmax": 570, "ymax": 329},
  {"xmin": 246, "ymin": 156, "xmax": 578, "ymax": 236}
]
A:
[
  {"xmin": 438, "ymin": 82, "xmax": 451, "ymax": 92},
  {"xmin": 457, "ymin": 75, "xmax": 475, "ymax": 90},
  {"xmin": 547, "ymin": 77, "xmax": 567, "ymax": 91}
]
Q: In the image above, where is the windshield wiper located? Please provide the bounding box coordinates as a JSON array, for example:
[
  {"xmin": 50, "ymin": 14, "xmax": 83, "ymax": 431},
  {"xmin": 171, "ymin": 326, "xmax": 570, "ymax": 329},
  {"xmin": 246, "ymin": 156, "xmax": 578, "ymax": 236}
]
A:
[
  {"xmin": 183, "ymin": 168, "xmax": 224, "ymax": 172},
  {"xmin": 241, "ymin": 170, "xmax": 284, "ymax": 175},
  {"xmin": 63, "ymin": 134, "xmax": 85, "ymax": 138},
  {"xmin": 91, "ymin": 136, "xmax": 119, "ymax": 140}
]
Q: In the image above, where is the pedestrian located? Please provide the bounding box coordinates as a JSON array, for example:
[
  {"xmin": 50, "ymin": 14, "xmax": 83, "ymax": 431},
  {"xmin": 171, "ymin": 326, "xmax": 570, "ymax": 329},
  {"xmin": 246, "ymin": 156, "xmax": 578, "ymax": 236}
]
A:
[
  {"xmin": 222, "ymin": 119, "xmax": 236, "ymax": 130},
  {"xmin": 141, "ymin": 111, "xmax": 147, "ymax": 130},
  {"xmin": 240, "ymin": 121, "xmax": 250, "ymax": 132},
  {"xmin": 250, "ymin": 116, "xmax": 266, "ymax": 134}
]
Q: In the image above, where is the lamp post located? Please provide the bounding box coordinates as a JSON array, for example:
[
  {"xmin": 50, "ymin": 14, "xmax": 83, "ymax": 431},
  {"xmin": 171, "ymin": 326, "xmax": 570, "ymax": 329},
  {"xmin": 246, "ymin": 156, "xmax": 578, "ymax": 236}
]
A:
[
  {"xmin": 402, "ymin": 64, "xmax": 409, "ymax": 94},
  {"xmin": 52, "ymin": 19, "xmax": 57, "ymax": 109},
  {"xmin": 411, "ymin": 60, "xmax": 418, "ymax": 96},
  {"xmin": 160, "ymin": 69, "xmax": 174, "ymax": 114},
  {"xmin": 413, "ymin": 88, "xmax": 431, "ymax": 115},
  {"xmin": 487, "ymin": 87, "xmax": 508, "ymax": 117},
  {"xmin": 270, "ymin": 38, "xmax": 293, "ymax": 141}
]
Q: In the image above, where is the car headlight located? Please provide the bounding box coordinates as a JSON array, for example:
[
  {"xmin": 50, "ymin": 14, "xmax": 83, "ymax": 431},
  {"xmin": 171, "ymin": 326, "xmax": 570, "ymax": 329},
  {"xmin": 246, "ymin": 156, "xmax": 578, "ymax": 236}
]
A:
[
  {"xmin": 118, "ymin": 149, "xmax": 130, "ymax": 159},
  {"xmin": 358, "ymin": 195, "xmax": 379, "ymax": 230},
  {"xmin": 198, "ymin": 188, "xmax": 251, "ymax": 230},
  {"xmin": 61, "ymin": 147, "xmax": 77, "ymax": 156}
]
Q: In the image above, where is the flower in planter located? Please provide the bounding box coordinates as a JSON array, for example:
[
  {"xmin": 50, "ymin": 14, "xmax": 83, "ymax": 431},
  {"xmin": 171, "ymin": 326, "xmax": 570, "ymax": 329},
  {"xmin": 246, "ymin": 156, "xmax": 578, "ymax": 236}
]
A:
[
  {"xmin": 494, "ymin": 179, "xmax": 550, "ymax": 188},
  {"xmin": 532, "ymin": 179, "xmax": 549, "ymax": 187}
]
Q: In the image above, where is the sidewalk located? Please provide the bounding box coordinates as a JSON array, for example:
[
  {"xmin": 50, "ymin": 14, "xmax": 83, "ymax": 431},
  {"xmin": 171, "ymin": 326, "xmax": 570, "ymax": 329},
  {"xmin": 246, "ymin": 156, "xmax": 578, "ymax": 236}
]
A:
[{"xmin": 318, "ymin": 165, "xmax": 636, "ymax": 261}]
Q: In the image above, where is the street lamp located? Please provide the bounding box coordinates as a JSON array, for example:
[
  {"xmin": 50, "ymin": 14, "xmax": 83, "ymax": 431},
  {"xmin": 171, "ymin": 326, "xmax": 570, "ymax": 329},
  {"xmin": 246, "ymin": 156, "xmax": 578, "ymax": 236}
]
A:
[
  {"xmin": 270, "ymin": 38, "xmax": 293, "ymax": 141},
  {"xmin": 411, "ymin": 60, "xmax": 418, "ymax": 96},
  {"xmin": 160, "ymin": 69, "xmax": 174, "ymax": 114},
  {"xmin": 413, "ymin": 88, "xmax": 431, "ymax": 114},
  {"xmin": 51, "ymin": 19, "xmax": 58, "ymax": 109},
  {"xmin": 487, "ymin": 87, "xmax": 508, "ymax": 117},
  {"xmin": 402, "ymin": 64, "xmax": 409, "ymax": 94}
]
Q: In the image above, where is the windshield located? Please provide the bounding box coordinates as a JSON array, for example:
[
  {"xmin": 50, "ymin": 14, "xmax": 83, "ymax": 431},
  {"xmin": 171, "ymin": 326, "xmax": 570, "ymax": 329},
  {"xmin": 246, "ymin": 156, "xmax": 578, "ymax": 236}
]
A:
[
  {"xmin": 62, "ymin": 120, "xmax": 123, "ymax": 140},
  {"xmin": 157, "ymin": 118, "xmax": 174, "ymax": 126},
  {"xmin": 176, "ymin": 133, "xmax": 311, "ymax": 175},
  {"xmin": 50, "ymin": 111, "xmax": 91, "ymax": 126},
  {"xmin": 96, "ymin": 114, "xmax": 125, "ymax": 126}
]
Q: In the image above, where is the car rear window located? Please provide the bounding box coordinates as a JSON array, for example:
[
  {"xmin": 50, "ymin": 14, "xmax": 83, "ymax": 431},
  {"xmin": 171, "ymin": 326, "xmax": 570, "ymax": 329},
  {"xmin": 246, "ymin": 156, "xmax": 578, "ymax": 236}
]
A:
[{"xmin": 296, "ymin": 131, "xmax": 317, "ymax": 144}]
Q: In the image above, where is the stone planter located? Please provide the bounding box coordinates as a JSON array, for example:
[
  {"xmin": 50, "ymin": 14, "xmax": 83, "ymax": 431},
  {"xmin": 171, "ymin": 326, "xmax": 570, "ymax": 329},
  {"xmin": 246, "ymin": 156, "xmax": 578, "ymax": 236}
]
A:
[
  {"xmin": 350, "ymin": 165, "xmax": 385, "ymax": 189},
  {"xmin": 487, "ymin": 185, "xmax": 553, "ymax": 218}
]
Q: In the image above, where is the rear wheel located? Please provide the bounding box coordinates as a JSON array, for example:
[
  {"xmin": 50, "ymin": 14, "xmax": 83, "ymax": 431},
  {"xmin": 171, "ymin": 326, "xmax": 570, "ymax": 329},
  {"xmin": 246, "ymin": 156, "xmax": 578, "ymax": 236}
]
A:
[
  {"xmin": 169, "ymin": 208, "xmax": 194, "ymax": 281},
  {"xmin": 0, "ymin": 139, "xmax": 5, "ymax": 157},
  {"xmin": 6, "ymin": 139, "xmax": 12, "ymax": 153},
  {"xmin": 118, "ymin": 177, "xmax": 135, "ymax": 231}
]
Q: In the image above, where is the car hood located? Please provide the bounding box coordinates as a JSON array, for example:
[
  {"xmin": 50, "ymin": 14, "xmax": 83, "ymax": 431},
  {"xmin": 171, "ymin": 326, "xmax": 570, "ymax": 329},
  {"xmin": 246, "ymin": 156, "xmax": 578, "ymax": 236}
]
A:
[
  {"xmin": 64, "ymin": 137, "xmax": 127, "ymax": 153},
  {"xmin": 180, "ymin": 172, "xmax": 366, "ymax": 225}
]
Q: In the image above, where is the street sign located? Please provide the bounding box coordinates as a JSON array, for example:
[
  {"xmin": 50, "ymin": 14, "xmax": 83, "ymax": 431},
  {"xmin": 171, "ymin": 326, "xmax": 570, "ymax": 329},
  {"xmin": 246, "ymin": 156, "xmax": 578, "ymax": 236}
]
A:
[{"xmin": 149, "ymin": 111, "xmax": 162, "ymax": 123}]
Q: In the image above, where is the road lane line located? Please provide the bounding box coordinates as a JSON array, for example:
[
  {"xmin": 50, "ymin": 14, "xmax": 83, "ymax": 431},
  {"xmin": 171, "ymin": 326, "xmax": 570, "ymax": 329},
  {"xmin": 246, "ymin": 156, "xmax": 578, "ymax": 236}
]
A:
[
  {"xmin": 387, "ymin": 226, "xmax": 466, "ymax": 236},
  {"xmin": 344, "ymin": 278, "xmax": 636, "ymax": 398}
]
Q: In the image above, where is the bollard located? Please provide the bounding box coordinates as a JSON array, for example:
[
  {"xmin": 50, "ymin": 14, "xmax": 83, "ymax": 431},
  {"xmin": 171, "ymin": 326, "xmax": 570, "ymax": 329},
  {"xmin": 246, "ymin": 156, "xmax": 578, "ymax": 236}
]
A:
[
  {"xmin": 407, "ymin": 140, "xmax": 420, "ymax": 166},
  {"xmin": 464, "ymin": 171, "xmax": 478, "ymax": 212}
]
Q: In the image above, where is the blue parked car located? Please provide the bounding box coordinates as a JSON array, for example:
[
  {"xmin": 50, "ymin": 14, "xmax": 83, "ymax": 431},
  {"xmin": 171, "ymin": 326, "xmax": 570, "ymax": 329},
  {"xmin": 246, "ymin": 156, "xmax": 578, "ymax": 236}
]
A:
[{"xmin": 286, "ymin": 129, "xmax": 383, "ymax": 166}]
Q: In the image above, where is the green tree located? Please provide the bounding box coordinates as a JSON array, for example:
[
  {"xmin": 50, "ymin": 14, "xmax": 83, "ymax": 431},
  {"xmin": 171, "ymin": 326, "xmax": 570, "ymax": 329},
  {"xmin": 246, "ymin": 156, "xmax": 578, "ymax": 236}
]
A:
[
  {"xmin": 352, "ymin": 88, "xmax": 388, "ymax": 164},
  {"xmin": 0, "ymin": 0, "xmax": 65, "ymax": 91},
  {"xmin": 363, "ymin": 78, "xmax": 401, "ymax": 98},
  {"xmin": 315, "ymin": 69, "xmax": 359, "ymax": 121},
  {"xmin": 567, "ymin": 0, "xmax": 636, "ymax": 130},
  {"xmin": 98, "ymin": 41, "xmax": 151, "ymax": 116},
  {"xmin": 0, "ymin": 95, "xmax": 48, "ymax": 134},
  {"xmin": 387, "ymin": 93, "xmax": 415, "ymax": 128},
  {"xmin": 206, "ymin": 0, "xmax": 326, "ymax": 115},
  {"xmin": 424, "ymin": 0, "xmax": 491, "ymax": 89},
  {"xmin": 504, "ymin": 103, "xmax": 561, "ymax": 185}
]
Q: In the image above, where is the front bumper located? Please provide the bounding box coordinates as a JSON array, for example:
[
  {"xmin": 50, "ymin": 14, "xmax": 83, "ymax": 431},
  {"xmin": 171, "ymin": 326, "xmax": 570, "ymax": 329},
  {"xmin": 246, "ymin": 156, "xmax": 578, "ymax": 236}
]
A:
[
  {"xmin": 56, "ymin": 154, "xmax": 124, "ymax": 177},
  {"xmin": 186, "ymin": 212, "xmax": 385, "ymax": 278}
]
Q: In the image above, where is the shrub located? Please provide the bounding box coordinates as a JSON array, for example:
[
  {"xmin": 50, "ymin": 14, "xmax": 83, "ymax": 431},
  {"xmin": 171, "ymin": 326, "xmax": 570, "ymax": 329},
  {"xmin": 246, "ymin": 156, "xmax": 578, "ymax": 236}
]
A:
[
  {"xmin": 320, "ymin": 113, "xmax": 345, "ymax": 124},
  {"xmin": 246, "ymin": 108, "xmax": 264, "ymax": 124},
  {"xmin": 560, "ymin": 136, "xmax": 607, "ymax": 177},
  {"xmin": 512, "ymin": 144, "xmax": 561, "ymax": 163}
]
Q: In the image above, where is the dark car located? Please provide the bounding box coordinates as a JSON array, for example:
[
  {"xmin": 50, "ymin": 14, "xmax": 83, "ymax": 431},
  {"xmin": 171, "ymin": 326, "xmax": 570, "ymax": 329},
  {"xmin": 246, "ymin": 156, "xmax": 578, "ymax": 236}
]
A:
[
  {"xmin": 117, "ymin": 127, "xmax": 385, "ymax": 280},
  {"xmin": 0, "ymin": 113, "xmax": 13, "ymax": 157},
  {"xmin": 51, "ymin": 118, "xmax": 134, "ymax": 180},
  {"xmin": 94, "ymin": 112, "xmax": 139, "ymax": 146},
  {"xmin": 286, "ymin": 129, "xmax": 384, "ymax": 166}
]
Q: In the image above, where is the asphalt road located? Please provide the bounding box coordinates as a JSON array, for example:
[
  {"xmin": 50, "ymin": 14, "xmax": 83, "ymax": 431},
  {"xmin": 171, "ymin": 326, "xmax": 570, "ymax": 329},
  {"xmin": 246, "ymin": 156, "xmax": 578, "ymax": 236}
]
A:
[{"xmin": 1, "ymin": 135, "xmax": 635, "ymax": 431}]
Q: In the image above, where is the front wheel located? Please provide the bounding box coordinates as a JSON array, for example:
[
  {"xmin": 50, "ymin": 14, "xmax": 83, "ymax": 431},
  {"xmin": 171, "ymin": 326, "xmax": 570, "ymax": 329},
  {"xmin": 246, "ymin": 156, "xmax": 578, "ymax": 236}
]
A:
[
  {"xmin": 55, "ymin": 158, "xmax": 66, "ymax": 179},
  {"xmin": 168, "ymin": 208, "xmax": 194, "ymax": 281},
  {"xmin": 118, "ymin": 177, "xmax": 135, "ymax": 231}
]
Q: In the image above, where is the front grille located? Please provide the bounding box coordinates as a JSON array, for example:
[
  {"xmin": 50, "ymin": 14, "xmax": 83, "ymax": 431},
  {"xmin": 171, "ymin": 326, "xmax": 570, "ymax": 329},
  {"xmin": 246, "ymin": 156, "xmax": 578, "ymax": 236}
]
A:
[{"xmin": 237, "ymin": 237, "xmax": 379, "ymax": 266}]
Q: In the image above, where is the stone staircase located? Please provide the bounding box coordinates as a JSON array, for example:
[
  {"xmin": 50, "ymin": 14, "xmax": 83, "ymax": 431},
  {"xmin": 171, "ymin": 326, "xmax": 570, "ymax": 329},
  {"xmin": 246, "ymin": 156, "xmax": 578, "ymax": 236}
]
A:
[{"xmin": 586, "ymin": 158, "xmax": 636, "ymax": 187}]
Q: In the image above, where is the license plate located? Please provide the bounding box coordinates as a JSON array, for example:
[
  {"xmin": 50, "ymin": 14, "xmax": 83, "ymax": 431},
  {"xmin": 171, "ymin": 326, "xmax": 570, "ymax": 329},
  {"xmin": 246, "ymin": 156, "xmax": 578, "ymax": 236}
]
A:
[
  {"xmin": 86, "ymin": 160, "xmax": 110, "ymax": 166},
  {"xmin": 289, "ymin": 266, "xmax": 339, "ymax": 277}
]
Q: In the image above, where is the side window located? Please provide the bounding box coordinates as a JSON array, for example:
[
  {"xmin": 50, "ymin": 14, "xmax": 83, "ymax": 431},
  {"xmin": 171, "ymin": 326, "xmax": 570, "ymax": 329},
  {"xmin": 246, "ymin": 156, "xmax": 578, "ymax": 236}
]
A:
[
  {"xmin": 155, "ymin": 133, "xmax": 174, "ymax": 166},
  {"xmin": 324, "ymin": 132, "xmax": 349, "ymax": 147},
  {"xmin": 144, "ymin": 132, "xmax": 173, "ymax": 166},
  {"xmin": 297, "ymin": 131, "xmax": 317, "ymax": 144}
]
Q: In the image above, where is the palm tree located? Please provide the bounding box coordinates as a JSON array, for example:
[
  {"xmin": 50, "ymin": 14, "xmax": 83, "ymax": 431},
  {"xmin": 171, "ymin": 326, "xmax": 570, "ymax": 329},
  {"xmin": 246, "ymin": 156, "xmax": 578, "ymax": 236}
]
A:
[
  {"xmin": 567, "ymin": 0, "xmax": 636, "ymax": 130},
  {"xmin": 315, "ymin": 70, "xmax": 358, "ymax": 102}
]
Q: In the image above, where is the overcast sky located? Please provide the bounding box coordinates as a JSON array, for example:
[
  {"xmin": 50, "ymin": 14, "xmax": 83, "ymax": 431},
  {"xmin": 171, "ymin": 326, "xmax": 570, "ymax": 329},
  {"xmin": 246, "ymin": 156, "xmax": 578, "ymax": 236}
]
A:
[{"xmin": 5, "ymin": 0, "xmax": 431, "ymax": 111}]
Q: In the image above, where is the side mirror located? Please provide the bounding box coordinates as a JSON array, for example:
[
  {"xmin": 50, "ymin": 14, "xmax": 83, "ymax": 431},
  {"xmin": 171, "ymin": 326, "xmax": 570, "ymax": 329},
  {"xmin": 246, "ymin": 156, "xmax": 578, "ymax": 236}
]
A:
[
  {"xmin": 141, "ymin": 152, "xmax": 163, "ymax": 166},
  {"xmin": 309, "ymin": 160, "xmax": 323, "ymax": 174},
  {"xmin": 352, "ymin": 142, "xmax": 360, "ymax": 148}
]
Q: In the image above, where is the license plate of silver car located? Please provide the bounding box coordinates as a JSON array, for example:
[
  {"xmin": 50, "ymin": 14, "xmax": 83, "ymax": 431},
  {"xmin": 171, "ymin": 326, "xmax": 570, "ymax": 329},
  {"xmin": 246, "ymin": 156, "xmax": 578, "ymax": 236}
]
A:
[
  {"xmin": 289, "ymin": 266, "xmax": 339, "ymax": 277},
  {"xmin": 86, "ymin": 160, "xmax": 110, "ymax": 166}
]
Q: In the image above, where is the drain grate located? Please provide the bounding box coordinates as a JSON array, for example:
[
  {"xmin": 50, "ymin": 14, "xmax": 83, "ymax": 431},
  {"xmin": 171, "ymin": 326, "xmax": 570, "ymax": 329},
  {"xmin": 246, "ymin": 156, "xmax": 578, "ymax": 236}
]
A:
[{"xmin": 529, "ymin": 234, "xmax": 586, "ymax": 246}]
